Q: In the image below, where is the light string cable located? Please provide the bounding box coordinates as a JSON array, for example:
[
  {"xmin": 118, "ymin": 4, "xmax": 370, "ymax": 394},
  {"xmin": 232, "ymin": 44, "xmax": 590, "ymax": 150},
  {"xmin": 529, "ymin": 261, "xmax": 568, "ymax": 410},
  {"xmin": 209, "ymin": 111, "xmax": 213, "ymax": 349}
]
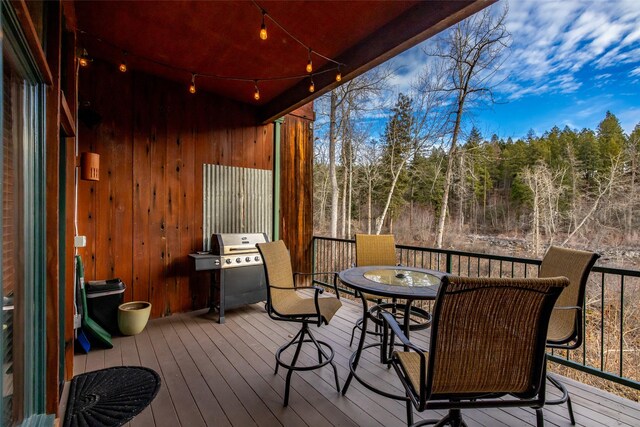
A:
[
  {"xmin": 251, "ymin": 0, "xmax": 342, "ymax": 66},
  {"xmin": 75, "ymin": 3, "xmax": 345, "ymax": 98}
]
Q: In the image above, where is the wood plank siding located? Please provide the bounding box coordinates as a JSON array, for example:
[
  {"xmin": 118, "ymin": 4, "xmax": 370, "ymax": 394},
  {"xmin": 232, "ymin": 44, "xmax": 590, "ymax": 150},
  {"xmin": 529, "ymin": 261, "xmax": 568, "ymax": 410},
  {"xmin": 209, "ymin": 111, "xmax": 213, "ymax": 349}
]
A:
[
  {"xmin": 77, "ymin": 60, "xmax": 313, "ymax": 318},
  {"xmin": 74, "ymin": 297, "xmax": 640, "ymax": 427},
  {"xmin": 279, "ymin": 106, "xmax": 315, "ymax": 275}
]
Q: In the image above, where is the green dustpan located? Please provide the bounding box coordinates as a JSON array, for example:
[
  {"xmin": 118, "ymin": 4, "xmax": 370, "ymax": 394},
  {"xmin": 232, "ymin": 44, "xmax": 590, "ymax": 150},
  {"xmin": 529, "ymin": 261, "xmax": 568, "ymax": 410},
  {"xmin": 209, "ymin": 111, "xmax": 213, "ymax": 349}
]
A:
[{"xmin": 76, "ymin": 255, "xmax": 113, "ymax": 349}]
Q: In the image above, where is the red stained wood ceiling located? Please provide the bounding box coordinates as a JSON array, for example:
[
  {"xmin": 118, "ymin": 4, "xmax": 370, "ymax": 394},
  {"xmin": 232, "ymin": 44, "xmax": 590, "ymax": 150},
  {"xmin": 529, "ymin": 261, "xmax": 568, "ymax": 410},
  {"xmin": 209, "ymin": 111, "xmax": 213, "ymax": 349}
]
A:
[{"xmin": 74, "ymin": 1, "xmax": 489, "ymax": 123}]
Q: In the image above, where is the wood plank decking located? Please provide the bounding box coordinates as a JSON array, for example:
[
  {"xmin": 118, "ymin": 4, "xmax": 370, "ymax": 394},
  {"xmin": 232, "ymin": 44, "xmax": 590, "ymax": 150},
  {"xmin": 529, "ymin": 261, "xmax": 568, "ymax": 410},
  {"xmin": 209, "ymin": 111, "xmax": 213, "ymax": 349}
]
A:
[{"xmin": 73, "ymin": 298, "xmax": 640, "ymax": 427}]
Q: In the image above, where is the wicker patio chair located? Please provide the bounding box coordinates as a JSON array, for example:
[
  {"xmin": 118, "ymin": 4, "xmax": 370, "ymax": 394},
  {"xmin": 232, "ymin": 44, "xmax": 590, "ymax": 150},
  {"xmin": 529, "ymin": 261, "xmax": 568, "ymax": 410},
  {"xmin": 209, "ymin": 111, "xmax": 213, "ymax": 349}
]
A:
[
  {"xmin": 256, "ymin": 240, "xmax": 342, "ymax": 406},
  {"xmin": 349, "ymin": 234, "xmax": 432, "ymax": 346},
  {"xmin": 382, "ymin": 275, "xmax": 569, "ymax": 427},
  {"xmin": 539, "ymin": 246, "xmax": 599, "ymax": 424}
]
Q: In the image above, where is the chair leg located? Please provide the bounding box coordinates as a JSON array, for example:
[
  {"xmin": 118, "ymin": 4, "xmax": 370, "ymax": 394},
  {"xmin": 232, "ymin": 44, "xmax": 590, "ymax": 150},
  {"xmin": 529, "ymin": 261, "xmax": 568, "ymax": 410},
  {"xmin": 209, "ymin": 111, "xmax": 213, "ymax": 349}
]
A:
[
  {"xmin": 283, "ymin": 327, "xmax": 307, "ymax": 407},
  {"xmin": 566, "ymin": 394, "xmax": 576, "ymax": 425},
  {"xmin": 349, "ymin": 318, "xmax": 361, "ymax": 347},
  {"xmin": 307, "ymin": 328, "xmax": 341, "ymax": 392},
  {"xmin": 275, "ymin": 326, "xmax": 304, "ymax": 375},
  {"xmin": 536, "ymin": 408, "xmax": 544, "ymax": 427},
  {"xmin": 547, "ymin": 373, "xmax": 575, "ymax": 425},
  {"xmin": 276, "ymin": 323, "xmax": 340, "ymax": 406},
  {"xmin": 406, "ymin": 398, "xmax": 413, "ymax": 427}
]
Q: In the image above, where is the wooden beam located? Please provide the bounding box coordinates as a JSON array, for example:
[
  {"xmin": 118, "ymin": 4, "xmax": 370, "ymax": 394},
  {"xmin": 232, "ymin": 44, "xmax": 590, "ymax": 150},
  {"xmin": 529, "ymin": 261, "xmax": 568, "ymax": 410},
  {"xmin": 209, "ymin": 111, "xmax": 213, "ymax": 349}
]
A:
[
  {"xmin": 10, "ymin": 0, "xmax": 54, "ymax": 85},
  {"xmin": 60, "ymin": 92, "xmax": 76, "ymax": 137},
  {"xmin": 258, "ymin": 0, "xmax": 494, "ymax": 123},
  {"xmin": 45, "ymin": 0, "xmax": 62, "ymax": 415}
]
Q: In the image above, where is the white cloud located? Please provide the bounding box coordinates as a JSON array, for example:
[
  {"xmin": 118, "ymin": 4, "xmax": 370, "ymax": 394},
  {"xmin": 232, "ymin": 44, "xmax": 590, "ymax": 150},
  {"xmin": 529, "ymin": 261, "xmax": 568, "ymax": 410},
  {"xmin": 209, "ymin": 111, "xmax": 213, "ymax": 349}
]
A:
[
  {"xmin": 630, "ymin": 66, "xmax": 640, "ymax": 77},
  {"xmin": 495, "ymin": 0, "xmax": 640, "ymax": 97}
]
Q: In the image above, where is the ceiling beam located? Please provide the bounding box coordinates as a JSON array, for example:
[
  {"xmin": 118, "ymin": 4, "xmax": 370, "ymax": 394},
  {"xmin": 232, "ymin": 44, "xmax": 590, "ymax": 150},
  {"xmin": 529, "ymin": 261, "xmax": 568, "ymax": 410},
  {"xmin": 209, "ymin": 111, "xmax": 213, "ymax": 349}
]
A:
[{"xmin": 258, "ymin": 0, "xmax": 495, "ymax": 124}]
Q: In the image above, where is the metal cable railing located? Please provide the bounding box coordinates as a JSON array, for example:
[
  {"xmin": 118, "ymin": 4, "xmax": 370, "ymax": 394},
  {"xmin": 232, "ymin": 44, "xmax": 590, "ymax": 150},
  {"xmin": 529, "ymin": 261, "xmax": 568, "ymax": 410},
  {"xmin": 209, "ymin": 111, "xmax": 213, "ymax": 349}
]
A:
[{"xmin": 312, "ymin": 235, "xmax": 640, "ymax": 391}]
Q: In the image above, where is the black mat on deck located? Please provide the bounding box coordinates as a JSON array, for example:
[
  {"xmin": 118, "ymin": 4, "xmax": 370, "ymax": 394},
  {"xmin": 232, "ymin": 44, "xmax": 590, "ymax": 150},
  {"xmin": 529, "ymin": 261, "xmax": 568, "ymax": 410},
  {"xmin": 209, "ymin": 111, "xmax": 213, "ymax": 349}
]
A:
[{"xmin": 63, "ymin": 366, "xmax": 161, "ymax": 427}]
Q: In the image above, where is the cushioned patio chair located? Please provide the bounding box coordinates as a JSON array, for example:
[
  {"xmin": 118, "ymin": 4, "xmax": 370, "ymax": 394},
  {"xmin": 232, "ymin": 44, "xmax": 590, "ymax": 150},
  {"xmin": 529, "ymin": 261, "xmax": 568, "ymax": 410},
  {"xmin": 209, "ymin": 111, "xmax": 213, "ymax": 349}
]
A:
[
  {"xmin": 382, "ymin": 275, "xmax": 569, "ymax": 427},
  {"xmin": 349, "ymin": 234, "xmax": 431, "ymax": 346},
  {"xmin": 256, "ymin": 240, "xmax": 342, "ymax": 406},
  {"xmin": 539, "ymin": 246, "xmax": 599, "ymax": 424}
]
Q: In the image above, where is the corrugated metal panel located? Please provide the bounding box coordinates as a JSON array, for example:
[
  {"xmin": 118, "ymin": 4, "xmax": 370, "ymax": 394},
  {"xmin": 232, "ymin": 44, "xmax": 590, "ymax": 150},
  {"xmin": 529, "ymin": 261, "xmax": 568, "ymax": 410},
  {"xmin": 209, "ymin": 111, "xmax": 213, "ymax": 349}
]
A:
[{"xmin": 203, "ymin": 165, "xmax": 272, "ymax": 250}]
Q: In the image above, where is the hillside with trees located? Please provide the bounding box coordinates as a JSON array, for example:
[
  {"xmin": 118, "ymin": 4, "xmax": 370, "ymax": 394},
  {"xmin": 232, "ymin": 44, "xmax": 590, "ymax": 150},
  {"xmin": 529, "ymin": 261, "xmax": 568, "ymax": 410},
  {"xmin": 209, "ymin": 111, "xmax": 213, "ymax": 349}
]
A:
[{"xmin": 313, "ymin": 4, "xmax": 640, "ymax": 268}]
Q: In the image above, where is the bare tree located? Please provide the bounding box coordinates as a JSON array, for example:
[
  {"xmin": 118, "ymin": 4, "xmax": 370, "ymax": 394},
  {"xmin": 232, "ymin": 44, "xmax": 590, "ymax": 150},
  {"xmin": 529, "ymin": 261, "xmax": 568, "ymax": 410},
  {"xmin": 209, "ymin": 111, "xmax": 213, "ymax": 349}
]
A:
[
  {"xmin": 323, "ymin": 68, "xmax": 392, "ymax": 237},
  {"xmin": 429, "ymin": 5, "xmax": 511, "ymax": 248},
  {"xmin": 358, "ymin": 139, "xmax": 383, "ymax": 234},
  {"xmin": 522, "ymin": 163, "xmax": 565, "ymax": 255}
]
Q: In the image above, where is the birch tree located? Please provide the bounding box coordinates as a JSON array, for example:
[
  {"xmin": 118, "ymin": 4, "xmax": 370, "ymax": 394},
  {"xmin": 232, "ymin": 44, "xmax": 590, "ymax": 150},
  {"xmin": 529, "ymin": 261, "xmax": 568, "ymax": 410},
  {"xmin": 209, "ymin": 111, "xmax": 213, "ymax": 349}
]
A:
[
  {"xmin": 430, "ymin": 5, "xmax": 511, "ymax": 247},
  {"xmin": 323, "ymin": 68, "xmax": 391, "ymax": 237}
]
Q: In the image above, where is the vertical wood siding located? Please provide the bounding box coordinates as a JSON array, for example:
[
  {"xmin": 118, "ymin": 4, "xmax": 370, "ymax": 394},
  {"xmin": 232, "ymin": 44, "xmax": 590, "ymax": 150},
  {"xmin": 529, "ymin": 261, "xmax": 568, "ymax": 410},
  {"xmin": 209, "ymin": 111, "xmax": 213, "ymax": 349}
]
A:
[
  {"xmin": 77, "ymin": 60, "xmax": 277, "ymax": 318},
  {"xmin": 279, "ymin": 112, "xmax": 314, "ymax": 274}
]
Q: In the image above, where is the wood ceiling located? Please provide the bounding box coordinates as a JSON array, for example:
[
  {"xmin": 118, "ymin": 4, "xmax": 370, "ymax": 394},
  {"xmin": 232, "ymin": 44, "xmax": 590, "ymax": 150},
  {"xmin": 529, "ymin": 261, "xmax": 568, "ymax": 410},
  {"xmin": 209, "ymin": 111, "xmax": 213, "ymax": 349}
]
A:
[{"xmin": 74, "ymin": 1, "xmax": 491, "ymax": 123}]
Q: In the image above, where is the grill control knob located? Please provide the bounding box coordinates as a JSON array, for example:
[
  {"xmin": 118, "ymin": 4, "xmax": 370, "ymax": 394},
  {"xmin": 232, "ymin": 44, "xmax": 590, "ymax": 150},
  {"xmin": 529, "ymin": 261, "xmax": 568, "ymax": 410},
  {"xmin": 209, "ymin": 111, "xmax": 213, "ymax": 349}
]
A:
[
  {"xmin": 245, "ymin": 257, "xmax": 251, "ymax": 262},
  {"xmin": 254, "ymin": 256, "xmax": 260, "ymax": 261},
  {"xmin": 236, "ymin": 257, "xmax": 242, "ymax": 263},
  {"xmin": 225, "ymin": 259, "xmax": 232, "ymax": 264}
]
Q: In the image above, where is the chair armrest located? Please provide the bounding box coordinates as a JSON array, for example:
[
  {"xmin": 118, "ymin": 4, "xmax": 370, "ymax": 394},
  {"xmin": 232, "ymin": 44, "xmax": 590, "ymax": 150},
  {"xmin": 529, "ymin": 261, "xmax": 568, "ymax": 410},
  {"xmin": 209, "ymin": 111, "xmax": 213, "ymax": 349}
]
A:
[
  {"xmin": 553, "ymin": 305, "xmax": 581, "ymax": 312},
  {"xmin": 380, "ymin": 311, "xmax": 426, "ymax": 353},
  {"xmin": 269, "ymin": 284, "xmax": 324, "ymax": 294},
  {"xmin": 294, "ymin": 271, "xmax": 340, "ymax": 300}
]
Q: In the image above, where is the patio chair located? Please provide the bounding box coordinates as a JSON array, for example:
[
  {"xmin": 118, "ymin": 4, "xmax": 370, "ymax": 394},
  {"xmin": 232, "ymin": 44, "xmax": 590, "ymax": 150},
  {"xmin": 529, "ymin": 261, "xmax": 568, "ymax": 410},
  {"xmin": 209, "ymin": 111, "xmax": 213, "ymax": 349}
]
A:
[
  {"xmin": 538, "ymin": 246, "xmax": 600, "ymax": 424},
  {"xmin": 382, "ymin": 275, "xmax": 569, "ymax": 427},
  {"xmin": 256, "ymin": 240, "xmax": 342, "ymax": 406},
  {"xmin": 349, "ymin": 234, "xmax": 431, "ymax": 346}
]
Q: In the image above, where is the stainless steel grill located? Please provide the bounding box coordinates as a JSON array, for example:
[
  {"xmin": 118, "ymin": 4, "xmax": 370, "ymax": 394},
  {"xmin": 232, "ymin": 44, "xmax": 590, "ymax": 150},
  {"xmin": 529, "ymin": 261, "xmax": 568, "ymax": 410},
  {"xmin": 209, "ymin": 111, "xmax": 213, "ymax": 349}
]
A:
[
  {"xmin": 208, "ymin": 233, "xmax": 269, "ymax": 323},
  {"xmin": 211, "ymin": 233, "xmax": 266, "ymax": 269}
]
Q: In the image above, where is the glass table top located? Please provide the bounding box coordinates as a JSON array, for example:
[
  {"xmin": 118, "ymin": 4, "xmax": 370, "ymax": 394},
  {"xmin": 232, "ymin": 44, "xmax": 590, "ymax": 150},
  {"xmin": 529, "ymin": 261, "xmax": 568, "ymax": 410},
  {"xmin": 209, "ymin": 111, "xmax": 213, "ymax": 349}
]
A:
[{"xmin": 363, "ymin": 269, "xmax": 440, "ymax": 288}]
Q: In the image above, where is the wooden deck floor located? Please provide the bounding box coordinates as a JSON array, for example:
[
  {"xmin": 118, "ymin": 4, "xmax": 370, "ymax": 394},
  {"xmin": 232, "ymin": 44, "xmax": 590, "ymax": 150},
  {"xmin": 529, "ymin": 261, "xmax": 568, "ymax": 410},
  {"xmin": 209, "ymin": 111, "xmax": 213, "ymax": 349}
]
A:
[{"xmin": 73, "ymin": 298, "xmax": 640, "ymax": 427}]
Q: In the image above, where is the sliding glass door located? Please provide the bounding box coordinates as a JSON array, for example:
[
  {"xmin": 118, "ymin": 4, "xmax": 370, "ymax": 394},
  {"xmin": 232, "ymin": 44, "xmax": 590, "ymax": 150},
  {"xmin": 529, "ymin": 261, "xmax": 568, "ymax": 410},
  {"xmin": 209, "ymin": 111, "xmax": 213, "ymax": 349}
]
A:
[{"xmin": 1, "ymin": 1, "xmax": 49, "ymax": 425}]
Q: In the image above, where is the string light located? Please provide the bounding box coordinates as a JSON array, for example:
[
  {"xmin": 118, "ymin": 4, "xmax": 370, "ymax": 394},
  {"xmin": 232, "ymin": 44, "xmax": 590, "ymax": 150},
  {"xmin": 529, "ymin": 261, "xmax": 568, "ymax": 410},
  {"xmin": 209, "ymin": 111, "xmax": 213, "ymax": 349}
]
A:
[
  {"xmin": 260, "ymin": 11, "xmax": 268, "ymax": 40},
  {"xmin": 306, "ymin": 49, "xmax": 313, "ymax": 73},
  {"xmin": 254, "ymin": 81, "xmax": 260, "ymax": 100},
  {"xmin": 79, "ymin": 48, "xmax": 91, "ymax": 67},
  {"xmin": 76, "ymin": 2, "xmax": 348, "ymax": 101},
  {"xmin": 119, "ymin": 51, "xmax": 128, "ymax": 72},
  {"xmin": 189, "ymin": 73, "xmax": 197, "ymax": 94}
]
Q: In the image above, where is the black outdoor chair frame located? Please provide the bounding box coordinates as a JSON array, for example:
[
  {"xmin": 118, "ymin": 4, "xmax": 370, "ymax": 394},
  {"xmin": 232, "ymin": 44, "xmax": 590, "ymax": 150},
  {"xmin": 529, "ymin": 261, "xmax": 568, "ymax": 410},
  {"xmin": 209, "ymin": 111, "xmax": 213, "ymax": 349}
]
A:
[
  {"xmin": 381, "ymin": 276, "xmax": 567, "ymax": 427},
  {"xmin": 261, "ymin": 266, "xmax": 342, "ymax": 407}
]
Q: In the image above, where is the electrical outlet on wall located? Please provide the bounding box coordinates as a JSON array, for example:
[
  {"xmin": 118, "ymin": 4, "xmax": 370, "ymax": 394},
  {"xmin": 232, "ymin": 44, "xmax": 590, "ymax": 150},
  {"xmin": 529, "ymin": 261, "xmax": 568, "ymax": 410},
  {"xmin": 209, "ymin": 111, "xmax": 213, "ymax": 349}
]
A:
[
  {"xmin": 74, "ymin": 235, "xmax": 86, "ymax": 248},
  {"xmin": 73, "ymin": 314, "xmax": 82, "ymax": 329}
]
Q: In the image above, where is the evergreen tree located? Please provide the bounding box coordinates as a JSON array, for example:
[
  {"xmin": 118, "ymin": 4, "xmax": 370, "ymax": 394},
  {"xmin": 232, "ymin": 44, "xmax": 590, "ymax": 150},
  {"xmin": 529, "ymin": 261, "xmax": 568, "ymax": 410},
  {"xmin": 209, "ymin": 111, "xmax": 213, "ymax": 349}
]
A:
[
  {"xmin": 377, "ymin": 93, "xmax": 414, "ymax": 228},
  {"xmin": 597, "ymin": 111, "xmax": 626, "ymax": 172}
]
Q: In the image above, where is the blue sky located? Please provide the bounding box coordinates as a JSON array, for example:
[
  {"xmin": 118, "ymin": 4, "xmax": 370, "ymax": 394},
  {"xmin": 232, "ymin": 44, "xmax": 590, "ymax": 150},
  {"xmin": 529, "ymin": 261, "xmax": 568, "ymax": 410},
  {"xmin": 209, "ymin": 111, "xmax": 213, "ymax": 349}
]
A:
[{"xmin": 384, "ymin": 0, "xmax": 640, "ymax": 140}]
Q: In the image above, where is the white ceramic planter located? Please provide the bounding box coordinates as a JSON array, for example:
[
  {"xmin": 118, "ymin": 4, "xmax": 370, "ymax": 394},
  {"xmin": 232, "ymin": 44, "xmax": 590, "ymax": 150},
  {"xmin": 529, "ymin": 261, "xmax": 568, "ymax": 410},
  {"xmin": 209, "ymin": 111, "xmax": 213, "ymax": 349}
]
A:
[{"xmin": 118, "ymin": 301, "xmax": 152, "ymax": 335}]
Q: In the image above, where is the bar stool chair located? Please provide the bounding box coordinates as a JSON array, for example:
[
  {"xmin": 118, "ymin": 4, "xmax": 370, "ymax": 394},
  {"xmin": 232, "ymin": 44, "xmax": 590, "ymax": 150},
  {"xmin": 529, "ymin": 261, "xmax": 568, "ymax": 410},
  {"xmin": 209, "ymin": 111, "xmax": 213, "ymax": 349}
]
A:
[{"xmin": 256, "ymin": 240, "xmax": 342, "ymax": 406}]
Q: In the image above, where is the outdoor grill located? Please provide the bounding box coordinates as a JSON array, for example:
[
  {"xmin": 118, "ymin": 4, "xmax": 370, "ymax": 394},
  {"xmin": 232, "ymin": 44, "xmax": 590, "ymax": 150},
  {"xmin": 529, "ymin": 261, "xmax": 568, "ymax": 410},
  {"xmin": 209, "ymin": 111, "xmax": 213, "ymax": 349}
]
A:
[{"xmin": 207, "ymin": 233, "xmax": 269, "ymax": 323}]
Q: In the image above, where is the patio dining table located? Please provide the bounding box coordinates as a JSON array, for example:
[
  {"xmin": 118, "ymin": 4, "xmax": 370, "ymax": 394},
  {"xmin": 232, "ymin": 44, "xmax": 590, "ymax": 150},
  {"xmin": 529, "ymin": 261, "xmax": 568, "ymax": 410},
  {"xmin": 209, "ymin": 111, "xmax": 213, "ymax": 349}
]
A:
[{"xmin": 338, "ymin": 265, "xmax": 445, "ymax": 400}]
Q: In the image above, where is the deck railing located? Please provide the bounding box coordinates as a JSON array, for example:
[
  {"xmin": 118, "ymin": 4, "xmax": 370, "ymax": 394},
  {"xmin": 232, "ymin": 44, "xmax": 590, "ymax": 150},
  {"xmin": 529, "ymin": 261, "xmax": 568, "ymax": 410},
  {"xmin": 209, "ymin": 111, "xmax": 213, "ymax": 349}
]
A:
[{"xmin": 312, "ymin": 235, "xmax": 640, "ymax": 391}]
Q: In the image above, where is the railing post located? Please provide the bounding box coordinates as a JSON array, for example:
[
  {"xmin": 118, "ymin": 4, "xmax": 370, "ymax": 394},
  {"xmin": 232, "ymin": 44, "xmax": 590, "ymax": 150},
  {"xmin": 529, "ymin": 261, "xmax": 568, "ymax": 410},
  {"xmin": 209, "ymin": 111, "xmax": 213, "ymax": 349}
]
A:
[
  {"xmin": 446, "ymin": 253, "xmax": 453, "ymax": 274},
  {"xmin": 312, "ymin": 236, "xmax": 317, "ymax": 274}
]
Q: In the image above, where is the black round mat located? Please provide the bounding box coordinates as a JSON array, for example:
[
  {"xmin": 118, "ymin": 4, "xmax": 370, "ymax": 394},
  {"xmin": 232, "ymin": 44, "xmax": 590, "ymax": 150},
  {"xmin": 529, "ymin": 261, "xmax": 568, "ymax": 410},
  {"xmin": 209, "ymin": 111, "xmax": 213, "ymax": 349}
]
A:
[{"xmin": 63, "ymin": 366, "xmax": 161, "ymax": 427}]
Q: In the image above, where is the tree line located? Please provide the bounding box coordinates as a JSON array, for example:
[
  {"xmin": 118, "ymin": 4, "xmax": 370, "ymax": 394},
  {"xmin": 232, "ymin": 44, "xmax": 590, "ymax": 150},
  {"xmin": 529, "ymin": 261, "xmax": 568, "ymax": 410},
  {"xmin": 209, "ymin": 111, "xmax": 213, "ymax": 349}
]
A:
[{"xmin": 313, "ymin": 4, "xmax": 640, "ymax": 256}]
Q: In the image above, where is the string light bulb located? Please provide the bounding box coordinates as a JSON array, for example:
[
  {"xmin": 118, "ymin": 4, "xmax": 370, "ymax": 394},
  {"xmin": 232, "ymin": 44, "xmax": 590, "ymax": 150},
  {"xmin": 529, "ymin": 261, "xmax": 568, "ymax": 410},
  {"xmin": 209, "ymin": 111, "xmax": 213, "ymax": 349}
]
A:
[
  {"xmin": 309, "ymin": 76, "xmax": 315, "ymax": 93},
  {"xmin": 306, "ymin": 49, "xmax": 313, "ymax": 73},
  {"xmin": 79, "ymin": 49, "xmax": 91, "ymax": 67},
  {"xmin": 260, "ymin": 11, "xmax": 268, "ymax": 40},
  {"xmin": 119, "ymin": 51, "xmax": 128, "ymax": 72},
  {"xmin": 254, "ymin": 81, "xmax": 260, "ymax": 101},
  {"xmin": 189, "ymin": 74, "xmax": 197, "ymax": 94},
  {"xmin": 336, "ymin": 65, "xmax": 342, "ymax": 82}
]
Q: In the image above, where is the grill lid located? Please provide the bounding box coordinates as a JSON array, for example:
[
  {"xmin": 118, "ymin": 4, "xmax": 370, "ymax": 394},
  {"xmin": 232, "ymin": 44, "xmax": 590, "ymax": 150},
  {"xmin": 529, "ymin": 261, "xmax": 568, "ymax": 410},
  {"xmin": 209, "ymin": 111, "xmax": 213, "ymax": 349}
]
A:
[{"xmin": 211, "ymin": 233, "xmax": 268, "ymax": 255}]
